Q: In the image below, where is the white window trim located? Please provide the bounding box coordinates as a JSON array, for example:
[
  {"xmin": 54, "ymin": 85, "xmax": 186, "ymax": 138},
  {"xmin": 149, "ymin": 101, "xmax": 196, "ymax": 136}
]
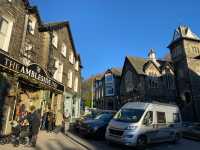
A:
[
  {"xmin": 74, "ymin": 77, "xmax": 78, "ymax": 92},
  {"xmin": 75, "ymin": 61, "xmax": 79, "ymax": 71},
  {"xmin": 53, "ymin": 59, "xmax": 63, "ymax": 82},
  {"xmin": 61, "ymin": 43, "xmax": 67, "ymax": 57},
  {"xmin": 27, "ymin": 16, "xmax": 36, "ymax": 35},
  {"xmin": 52, "ymin": 31, "xmax": 58, "ymax": 48},
  {"xmin": 67, "ymin": 70, "xmax": 73, "ymax": 88},
  {"xmin": 69, "ymin": 51, "xmax": 74, "ymax": 64},
  {"xmin": 0, "ymin": 16, "xmax": 13, "ymax": 52}
]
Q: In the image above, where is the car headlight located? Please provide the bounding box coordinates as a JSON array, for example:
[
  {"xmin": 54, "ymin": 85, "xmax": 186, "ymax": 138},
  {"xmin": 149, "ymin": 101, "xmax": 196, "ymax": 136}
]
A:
[
  {"xmin": 126, "ymin": 125, "xmax": 137, "ymax": 131},
  {"xmin": 93, "ymin": 126, "xmax": 99, "ymax": 131}
]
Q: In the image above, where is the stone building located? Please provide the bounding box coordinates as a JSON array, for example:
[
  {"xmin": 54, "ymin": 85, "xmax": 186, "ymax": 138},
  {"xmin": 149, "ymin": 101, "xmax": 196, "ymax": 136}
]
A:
[
  {"xmin": 120, "ymin": 50, "xmax": 177, "ymax": 106},
  {"xmin": 0, "ymin": 0, "xmax": 81, "ymax": 134},
  {"xmin": 94, "ymin": 68, "xmax": 122, "ymax": 110},
  {"xmin": 168, "ymin": 26, "xmax": 200, "ymax": 122},
  {"xmin": 39, "ymin": 22, "xmax": 82, "ymax": 123},
  {"xmin": 120, "ymin": 26, "xmax": 200, "ymax": 122}
]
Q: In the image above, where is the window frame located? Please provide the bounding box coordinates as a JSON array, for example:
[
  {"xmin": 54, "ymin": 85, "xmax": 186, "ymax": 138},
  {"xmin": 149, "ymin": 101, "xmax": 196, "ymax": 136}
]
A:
[
  {"xmin": 52, "ymin": 31, "xmax": 58, "ymax": 48},
  {"xmin": 0, "ymin": 16, "xmax": 13, "ymax": 52},
  {"xmin": 69, "ymin": 51, "xmax": 74, "ymax": 64},
  {"xmin": 156, "ymin": 111, "xmax": 166, "ymax": 124},
  {"xmin": 67, "ymin": 70, "xmax": 73, "ymax": 88},
  {"xmin": 61, "ymin": 43, "xmax": 67, "ymax": 57},
  {"xmin": 27, "ymin": 17, "xmax": 36, "ymax": 35}
]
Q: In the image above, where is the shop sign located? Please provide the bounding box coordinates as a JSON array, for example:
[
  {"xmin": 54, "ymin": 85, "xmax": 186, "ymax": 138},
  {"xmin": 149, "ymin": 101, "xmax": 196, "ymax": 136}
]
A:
[{"xmin": 0, "ymin": 51, "xmax": 64, "ymax": 92}]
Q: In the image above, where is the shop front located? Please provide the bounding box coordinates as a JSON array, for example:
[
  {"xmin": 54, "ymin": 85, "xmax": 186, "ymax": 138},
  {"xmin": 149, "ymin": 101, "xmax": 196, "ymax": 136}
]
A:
[
  {"xmin": 0, "ymin": 51, "xmax": 64, "ymax": 134},
  {"xmin": 63, "ymin": 92, "xmax": 81, "ymax": 122}
]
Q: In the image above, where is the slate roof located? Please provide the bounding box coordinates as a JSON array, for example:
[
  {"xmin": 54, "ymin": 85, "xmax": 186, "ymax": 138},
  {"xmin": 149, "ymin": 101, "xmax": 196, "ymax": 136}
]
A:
[
  {"xmin": 127, "ymin": 56, "xmax": 173, "ymax": 75},
  {"xmin": 127, "ymin": 56, "xmax": 147, "ymax": 75},
  {"xmin": 168, "ymin": 25, "xmax": 200, "ymax": 48},
  {"xmin": 110, "ymin": 68, "xmax": 122, "ymax": 76}
]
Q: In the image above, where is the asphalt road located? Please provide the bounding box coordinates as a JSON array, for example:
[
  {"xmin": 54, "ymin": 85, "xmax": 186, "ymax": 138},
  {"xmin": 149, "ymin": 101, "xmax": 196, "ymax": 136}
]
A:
[{"xmin": 68, "ymin": 131, "xmax": 200, "ymax": 150}]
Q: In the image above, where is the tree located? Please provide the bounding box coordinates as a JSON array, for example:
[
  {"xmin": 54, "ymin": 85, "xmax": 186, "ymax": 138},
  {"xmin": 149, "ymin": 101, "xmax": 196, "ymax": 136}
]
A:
[{"xmin": 81, "ymin": 77, "xmax": 93, "ymax": 108}]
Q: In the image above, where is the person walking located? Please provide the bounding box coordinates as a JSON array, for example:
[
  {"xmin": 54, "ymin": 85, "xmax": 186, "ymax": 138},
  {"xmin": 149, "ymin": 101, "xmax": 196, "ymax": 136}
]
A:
[
  {"xmin": 47, "ymin": 109, "xmax": 54, "ymax": 132},
  {"xmin": 27, "ymin": 105, "xmax": 41, "ymax": 147}
]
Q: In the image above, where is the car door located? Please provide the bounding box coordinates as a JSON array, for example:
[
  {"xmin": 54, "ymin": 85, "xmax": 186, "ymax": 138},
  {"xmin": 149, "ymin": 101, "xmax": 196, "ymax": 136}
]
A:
[{"xmin": 142, "ymin": 111, "xmax": 158, "ymax": 142}]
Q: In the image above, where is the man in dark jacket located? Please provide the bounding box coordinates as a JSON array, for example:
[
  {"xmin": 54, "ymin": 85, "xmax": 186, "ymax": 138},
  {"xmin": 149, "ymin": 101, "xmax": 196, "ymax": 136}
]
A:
[{"xmin": 27, "ymin": 105, "xmax": 41, "ymax": 147}]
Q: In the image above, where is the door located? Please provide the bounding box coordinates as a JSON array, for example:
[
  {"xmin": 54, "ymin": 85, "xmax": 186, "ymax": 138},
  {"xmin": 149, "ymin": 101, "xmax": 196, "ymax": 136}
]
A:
[
  {"xmin": 142, "ymin": 111, "xmax": 158, "ymax": 142},
  {"xmin": 155, "ymin": 111, "xmax": 170, "ymax": 141}
]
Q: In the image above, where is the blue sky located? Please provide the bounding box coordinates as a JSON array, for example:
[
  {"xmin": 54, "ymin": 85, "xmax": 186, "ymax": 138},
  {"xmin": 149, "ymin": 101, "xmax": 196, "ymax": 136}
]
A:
[{"xmin": 31, "ymin": 0, "xmax": 200, "ymax": 79}]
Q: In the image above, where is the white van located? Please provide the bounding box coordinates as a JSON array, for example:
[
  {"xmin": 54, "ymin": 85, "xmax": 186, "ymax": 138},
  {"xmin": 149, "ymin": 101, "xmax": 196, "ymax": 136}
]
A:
[{"xmin": 105, "ymin": 102, "xmax": 182, "ymax": 148}]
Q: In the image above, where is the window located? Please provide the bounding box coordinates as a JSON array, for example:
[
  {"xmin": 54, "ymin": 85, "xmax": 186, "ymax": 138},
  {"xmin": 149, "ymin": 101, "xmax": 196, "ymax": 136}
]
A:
[
  {"xmin": 143, "ymin": 111, "xmax": 153, "ymax": 125},
  {"xmin": 74, "ymin": 77, "xmax": 78, "ymax": 92},
  {"xmin": 52, "ymin": 32, "xmax": 58, "ymax": 48},
  {"xmin": 173, "ymin": 113, "xmax": 180, "ymax": 123},
  {"xmin": 125, "ymin": 71, "xmax": 134, "ymax": 92},
  {"xmin": 27, "ymin": 17, "xmax": 36, "ymax": 35},
  {"xmin": 101, "ymin": 88, "xmax": 104, "ymax": 97},
  {"xmin": 148, "ymin": 72, "xmax": 158, "ymax": 88},
  {"xmin": 192, "ymin": 46, "xmax": 200, "ymax": 54},
  {"xmin": 61, "ymin": 43, "xmax": 67, "ymax": 57},
  {"xmin": 53, "ymin": 59, "xmax": 63, "ymax": 82},
  {"xmin": 75, "ymin": 61, "xmax": 79, "ymax": 71},
  {"xmin": 69, "ymin": 51, "xmax": 74, "ymax": 64},
  {"xmin": 22, "ymin": 42, "xmax": 33, "ymax": 65},
  {"xmin": 0, "ymin": 16, "xmax": 13, "ymax": 52},
  {"xmin": 67, "ymin": 70, "xmax": 73, "ymax": 88},
  {"xmin": 157, "ymin": 112, "xmax": 166, "ymax": 123}
]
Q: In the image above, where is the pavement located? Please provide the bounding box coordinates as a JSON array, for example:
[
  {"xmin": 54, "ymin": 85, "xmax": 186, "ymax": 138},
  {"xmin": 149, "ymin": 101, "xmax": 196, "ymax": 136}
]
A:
[{"xmin": 0, "ymin": 131, "xmax": 87, "ymax": 150}]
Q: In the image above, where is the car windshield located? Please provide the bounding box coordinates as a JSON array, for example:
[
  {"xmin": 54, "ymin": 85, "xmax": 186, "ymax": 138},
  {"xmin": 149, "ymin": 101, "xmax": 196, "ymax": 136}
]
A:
[
  {"xmin": 95, "ymin": 113, "xmax": 113, "ymax": 121},
  {"xmin": 114, "ymin": 108, "xmax": 144, "ymax": 123}
]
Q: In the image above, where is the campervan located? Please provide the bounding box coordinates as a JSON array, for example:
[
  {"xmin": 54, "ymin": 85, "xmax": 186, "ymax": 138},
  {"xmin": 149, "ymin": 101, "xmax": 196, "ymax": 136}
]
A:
[{"xmin": 105, "ymin": 102, "xmax": 182, "ymax": 148}]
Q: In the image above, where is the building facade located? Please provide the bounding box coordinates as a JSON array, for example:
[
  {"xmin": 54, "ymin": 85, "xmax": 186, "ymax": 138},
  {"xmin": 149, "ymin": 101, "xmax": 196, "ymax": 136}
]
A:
[
  {"xmin": 0, "ymin": 0, "xmax": 81, "ymax": 134},
  {"xmin": 120, "ymin": 26, "xmax": 200, "ymax": 122},
  {"xmin": 94, "ymin": 68, "xmax": 121, "ymax": 110},
  {"xmin": 168, "ymin": 26, "xmax": 200, "ymax": 122},
  {"xmin": 120, "ymin": 50, "xmax": 177, "ymax": 105}
]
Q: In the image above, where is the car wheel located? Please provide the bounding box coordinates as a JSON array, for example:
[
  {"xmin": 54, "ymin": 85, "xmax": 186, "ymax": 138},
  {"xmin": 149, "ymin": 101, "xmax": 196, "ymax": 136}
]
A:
[
  {"xmin": 173, "ymin": 133, "xmax": 181, "ymax": 144},
  {"xmin": 136, "ymin": 135, "xmax": 147, "ymax": 150}
]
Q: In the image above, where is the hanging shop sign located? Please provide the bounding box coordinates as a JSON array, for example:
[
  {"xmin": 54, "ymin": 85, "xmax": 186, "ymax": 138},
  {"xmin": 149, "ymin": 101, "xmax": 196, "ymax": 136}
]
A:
[{"xmin": 0, "ymin": 51, "xmax": 64, "ymax": 92}]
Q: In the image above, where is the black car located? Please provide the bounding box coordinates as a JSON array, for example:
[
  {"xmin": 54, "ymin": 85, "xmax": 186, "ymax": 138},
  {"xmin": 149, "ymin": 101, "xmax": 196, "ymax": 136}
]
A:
[
  {"xmin": 73, "ymin": 111, "xmax": 100, "ymax": 132},
  {"xmin": 79, "ymin": 113, "xmax": 114, "ymax": 139}
]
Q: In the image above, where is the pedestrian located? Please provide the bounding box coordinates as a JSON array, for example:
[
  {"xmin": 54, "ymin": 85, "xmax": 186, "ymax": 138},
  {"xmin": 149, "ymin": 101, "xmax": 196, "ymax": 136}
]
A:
[
  {"xmin": 47, "ymin": 109, "xmax": 54, "ymax": 132},
  {"xmin": 27, "ymin": 105, "xmax": 41, "ymax": 147},
  {"xmin": 63, "ymin": 110, "xmax": 71, "ymax": 134}
]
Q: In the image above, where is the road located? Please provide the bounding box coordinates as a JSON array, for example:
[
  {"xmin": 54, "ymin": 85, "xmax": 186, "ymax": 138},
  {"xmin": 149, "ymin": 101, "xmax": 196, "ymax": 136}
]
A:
[
  {"xmin": 0, "ymin": 131, "xmax": 87, "ymax": 150},
  {"xmin": 67, "ymin": 131, "xmax": 200, "ymax": 150}
]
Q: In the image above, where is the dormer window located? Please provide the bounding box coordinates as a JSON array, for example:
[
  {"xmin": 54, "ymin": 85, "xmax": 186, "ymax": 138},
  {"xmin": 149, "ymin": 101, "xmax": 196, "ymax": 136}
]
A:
[
  {"xmin": 69, "ymin": 51, "xmax": 74, "ymax": 64},
  {"xmin": 61, "ymin": 43, "xmax": 67, "ymax": 57},
  {"xmin": 27, "ymin": 17, "xmax": 36, "ymax": 35},
  {"xmin": 75, "ymin": 61, "xmax": 79, "ymax": 71},
  {"xmin": 52, "ymin": 32, "xmax": 58, "ymax": 48}
]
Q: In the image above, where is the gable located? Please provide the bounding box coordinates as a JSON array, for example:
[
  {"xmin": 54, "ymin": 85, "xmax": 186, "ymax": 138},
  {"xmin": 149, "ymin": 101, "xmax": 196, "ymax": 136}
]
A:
[{"xmin": 144, "ymin": 62, "xmax": 161, "ymax": 76}]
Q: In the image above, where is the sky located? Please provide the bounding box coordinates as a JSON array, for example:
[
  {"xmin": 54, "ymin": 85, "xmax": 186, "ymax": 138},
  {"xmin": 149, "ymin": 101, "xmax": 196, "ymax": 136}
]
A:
[{"xmin": 31, "ymin": 0, "xmax": 200, "ymax": 79}]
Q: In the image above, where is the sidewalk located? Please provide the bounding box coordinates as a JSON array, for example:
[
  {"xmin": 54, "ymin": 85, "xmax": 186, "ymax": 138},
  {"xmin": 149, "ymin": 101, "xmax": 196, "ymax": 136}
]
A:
[{"xmin": 0, "ymin": 131, "xmax": 87, "ymax": 150}]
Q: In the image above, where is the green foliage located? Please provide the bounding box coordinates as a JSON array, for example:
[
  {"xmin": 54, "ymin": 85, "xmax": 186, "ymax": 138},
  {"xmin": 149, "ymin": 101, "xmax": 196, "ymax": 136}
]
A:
[{"xmin": 81, "ymin": 77, "xmax": 93, "ymax": 108}]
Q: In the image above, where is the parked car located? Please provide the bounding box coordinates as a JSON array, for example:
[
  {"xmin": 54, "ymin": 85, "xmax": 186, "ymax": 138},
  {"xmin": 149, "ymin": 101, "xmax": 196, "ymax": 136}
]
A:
[
  {"xmin": 106, "ymin": 102, "xmax": 182, "ymax": 149},
  {"xmin": 79, "ymin": 113, "xmax": 114, "ymax": 139},
  {"xmin": 182, "ymin": 122, "xmax": 200, "ymax": 141},
  {"xmin": 73, "ymin": 111, "xmax": 100, "ymax": 132}
]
